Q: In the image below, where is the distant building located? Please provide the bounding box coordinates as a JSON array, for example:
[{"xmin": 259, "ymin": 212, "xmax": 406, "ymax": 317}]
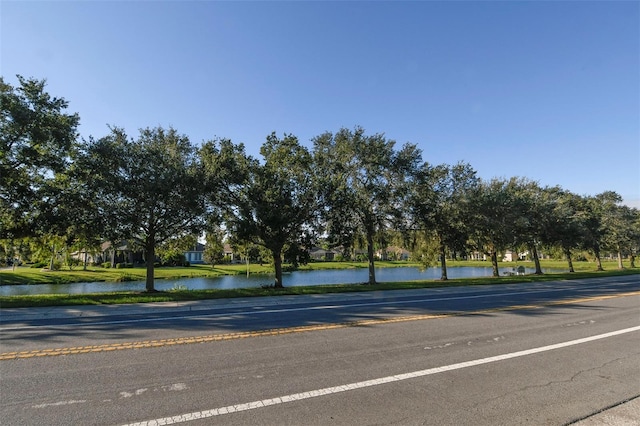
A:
[
  {"xmin": 309, "ymin": 247, "xmax": 338, "ymax": 261},
  {"xmin": 223, "ymin": 244, "xmax": 238, "ymax": 263},
  {"xmin": 184, "ymin": 242, "xmax": 205, "ymax": 264},
  {"xmin": 502, "ymin": 250, "xmax": 518, "ymax": 262},
  {"xmin": 98, "ymin": 241, "xmax": 144, "ymax": 265},
  {"xmin": 467, "ymin": 252, "xmax": 487, "ymax": 261},
  {"xmin": 379, "ymin": 246, "xmax": 411, "ymax": 261}
]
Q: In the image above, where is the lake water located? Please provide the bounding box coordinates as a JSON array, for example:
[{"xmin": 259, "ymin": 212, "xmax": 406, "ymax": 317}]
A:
[{"xmin": 0, "ymin": 266, "xmax": 564, "ymax": 296}]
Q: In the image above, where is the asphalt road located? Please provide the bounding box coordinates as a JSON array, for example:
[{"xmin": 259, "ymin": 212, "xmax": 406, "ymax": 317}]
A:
[{"xmin": 1, "ymin": 276, "xmax": 639, "ymax": 425}]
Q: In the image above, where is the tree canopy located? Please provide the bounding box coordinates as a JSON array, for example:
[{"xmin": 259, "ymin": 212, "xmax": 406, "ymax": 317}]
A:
[
  {"xmin": 3, "ymin": 76, "xmax": 638, "ymax": 281},
  {"xmin": 1, "ymin": 76, "xmax": 79, "ymax": 239},
  {"xmin": 77, "ymin": 126, "xmax": 205, "ymax": 291},
  {"xmin": 313, "ymin": 126, "xmax": 422, "ymax": 284},
  {"xmin": 409, "ymin": 162, "xmax": 479, "ymax": 280},
  {"xmin": 201, "ymin": 133, "xmax": 318, "ymax": 288}
]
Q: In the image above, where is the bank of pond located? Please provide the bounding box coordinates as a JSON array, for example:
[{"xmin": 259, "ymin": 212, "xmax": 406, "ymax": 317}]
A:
[{"xmin": 0, "ymin": 265, "xmax": 566, "ymax": 296}]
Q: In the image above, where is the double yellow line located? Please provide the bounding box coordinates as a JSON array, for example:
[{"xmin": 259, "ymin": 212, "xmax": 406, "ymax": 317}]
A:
[{"xmin": 2, "ymin": 291, "xmax": 638, "ymax": 361}]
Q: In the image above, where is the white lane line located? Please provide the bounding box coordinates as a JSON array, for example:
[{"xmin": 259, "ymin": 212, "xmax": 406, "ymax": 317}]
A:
[
  {"xmin": 33, "ymin": 399, "xmax": 87, "ymax": 409},
  {"xmin": 121, "ymin": 325, "xmax": 640, "ymax": 426},
  {"xmin": 5, "ymin": 281, "xmax": 637, "ymax": 330}
]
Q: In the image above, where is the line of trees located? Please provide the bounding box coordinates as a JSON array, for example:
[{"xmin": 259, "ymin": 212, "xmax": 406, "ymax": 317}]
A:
[{"xmin": 2, "ymin": 76, "xmax": 639, "ymax": 290}]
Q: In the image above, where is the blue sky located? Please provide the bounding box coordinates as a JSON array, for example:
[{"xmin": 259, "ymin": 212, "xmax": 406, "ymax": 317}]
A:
[{"xmin": 2, "ymin": 1, "xmax": 639, "ymax": 206}]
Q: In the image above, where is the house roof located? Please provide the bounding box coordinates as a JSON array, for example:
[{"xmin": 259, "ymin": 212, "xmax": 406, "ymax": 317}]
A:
[{"xmin": 101, "ymin": 240, "xmax": 134, "ymax": 251}]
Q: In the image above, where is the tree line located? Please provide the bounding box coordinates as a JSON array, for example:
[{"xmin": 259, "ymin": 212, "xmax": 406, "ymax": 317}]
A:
[{"xmin": 2, "ymin": 76, "xmax": 638, "ymax": 291}]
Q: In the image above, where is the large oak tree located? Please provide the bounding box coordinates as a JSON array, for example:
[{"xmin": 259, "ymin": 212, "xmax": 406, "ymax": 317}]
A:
[
  {"xmin": 201, "ymin": 133, "xmax": 317, "ymax": 288},
  {"xmin": 78, "ymin": 126, "xmax": 205, "ymax": 291},
  {"xmin": 1, "ymin": 76, "xmax": 79, "ymax": 240},
  {"xmin": 469, "ymin": 178, "xmax": 521, "ymax": 277},
  {"xmin": 410, "ymin": 162, "xmax": 479, "ymax": 280},
  {"xmin": 313, "ymin": 127, "xmax": 421, "ymax": 285}
]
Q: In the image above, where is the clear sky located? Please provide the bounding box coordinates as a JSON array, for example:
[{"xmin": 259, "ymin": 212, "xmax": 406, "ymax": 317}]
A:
[{"xmin": 2, "ymin": 1, "xmax": 639, "ymax": 206}]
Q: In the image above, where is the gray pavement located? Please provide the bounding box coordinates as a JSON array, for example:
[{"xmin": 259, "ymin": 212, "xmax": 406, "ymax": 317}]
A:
[
  {"xmin": 2, "ymin": 284, "xmax": 639, "ymax": 425},
  {"xmin": 572, "ymin": 397, "xmax": 640, "ymax": 425},
  {"xmin": 0, "ymin": 286, "xmax": 463, "ymax": 322},
  {"xmin": 0, "ymin": 296, "xmax": 264, "ymax": 321},
  {"xmin": 0, "ymin": 289, "xmax": 413, "ymax": 322}
]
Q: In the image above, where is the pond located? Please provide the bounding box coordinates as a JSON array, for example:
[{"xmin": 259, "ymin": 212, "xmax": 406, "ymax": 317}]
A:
[{"xmin": 0, "ymin": 266, "xmax": 565, "ymax": 296}]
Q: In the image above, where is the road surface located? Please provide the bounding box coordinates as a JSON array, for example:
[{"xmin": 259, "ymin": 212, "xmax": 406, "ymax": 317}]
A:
[{"xmin": 1, "ymin": 276, "xmax": 639, "ymax": 425}]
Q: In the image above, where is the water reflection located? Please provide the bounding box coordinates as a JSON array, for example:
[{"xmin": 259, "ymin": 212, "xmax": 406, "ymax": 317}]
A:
[{"xmin": 0, "ymin": 266, "xmax": 564, "ymax": 296}]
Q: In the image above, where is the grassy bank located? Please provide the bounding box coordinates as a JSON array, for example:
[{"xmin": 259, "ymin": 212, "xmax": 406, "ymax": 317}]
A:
[
  {"xmin": 1, "ymin": 262, "xmax": 637, "ymax": 308},
  {"xmin": 0, "ymin": 263, "xmax": 277, "ymax": 286},
  {"xmin": 0, "ymin": 260, "xmax": 446, "ymax": 286},
  {"xmin": 0, "ymin": 259, "xmax": 631, "ymax": 286}
]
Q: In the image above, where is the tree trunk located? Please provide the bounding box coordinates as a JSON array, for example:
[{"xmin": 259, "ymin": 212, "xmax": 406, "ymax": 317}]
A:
[
  {"xmin": 594, "ymin": 246, "xmax": 603, "ymax": 271},
  {"xmin": 145, "ymin": 238, "xmax": 156, "ymax": 292},
  {"xmin": 530, "ymin": 244, "xmax": 543, "ymax": 275},
  {"xmin": 630, "ymin": 254, "xmax": 636, "ymax": 268},
  {"xmin": 83, "ymin": 250, "xmax": 88, "ymax": 271},
  {"xmin": 272, "ymin": 249, "xmax": 283, "ymax": 288},
  {"xmin": 564, "ymin": 247, "xmax": 575, "ymax": 273},
  {"xmin": 490, "ymin": 250, "xmax": 499, "ymax": 277},
  {"xmin": 366, "ymin": 230, "xmax": 376, "ymax": 285},
  {"xmin": 439, "ymin": 239, "xmax": 448, "ymax": 281},
  {"xmin": 617, "ymin": 246, "xmax": 624, "ymax": 269},
  {"xmin": 49, "ymin": 244, "xmax": 56, "ymax": 271}
]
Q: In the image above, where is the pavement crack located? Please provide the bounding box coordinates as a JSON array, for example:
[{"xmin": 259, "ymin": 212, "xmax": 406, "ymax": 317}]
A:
[{"xmin": 470, "ymin": 353, "xmax": 639, "ymax": 412}]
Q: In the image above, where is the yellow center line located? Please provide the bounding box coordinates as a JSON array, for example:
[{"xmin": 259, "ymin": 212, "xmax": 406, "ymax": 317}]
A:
[{"xmin": 2, "ymin": 291, "xmax": 638, "ymax": 361}]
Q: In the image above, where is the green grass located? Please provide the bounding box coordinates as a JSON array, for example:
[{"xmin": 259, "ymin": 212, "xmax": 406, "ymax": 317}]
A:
[
  {"xmin": 2, "ymin": 259, "xmax": 631, "ymax": 287},
  {"xmin": 0, "ymin": 263, "xmax": 276, "ymax": 286},
  {"xmin": 0, "ymin": 261, "xmax": 637, "ymax": 308}
]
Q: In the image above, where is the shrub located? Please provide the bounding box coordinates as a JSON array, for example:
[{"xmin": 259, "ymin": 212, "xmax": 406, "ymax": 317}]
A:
[
  {"xmin": 101, "ymin": 262, "xmax": 111, "ymax": 268},
  {"xmin": 65, "ymin": 258, "xmax": 81, "ymax": 270},
  {"xmin": 161, "ymin": 253, "xmax": 188, "ymax": 267},
  {"xmin": 115, "ymin": 273, "xmax": 134, "ymax": 282}
]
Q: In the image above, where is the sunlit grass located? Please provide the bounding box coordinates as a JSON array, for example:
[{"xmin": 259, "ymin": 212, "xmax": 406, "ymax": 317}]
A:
[
  {"xmin": 2, "ymin": 259, "xmax": 632, "ymax": 287},
  {"xmin": 0, "ymin": 263, "xmax": 275, "ymax": 286}
]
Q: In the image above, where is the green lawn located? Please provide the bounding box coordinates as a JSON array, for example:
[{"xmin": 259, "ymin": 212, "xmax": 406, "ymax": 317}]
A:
[
  {"xmin": 0, "ymin": 259, "xmax": 637, "ymax": 308},
  {"xmin": 0, "ymin": 260, "xmax": 432, "ymax": 286},
  {"xmin": 2, "ymin": 259, "xmax": 632, "ymax": 287},
  {"xmin": 0, "ymin": 263, "xmax": 276, "ymax": 286}
]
